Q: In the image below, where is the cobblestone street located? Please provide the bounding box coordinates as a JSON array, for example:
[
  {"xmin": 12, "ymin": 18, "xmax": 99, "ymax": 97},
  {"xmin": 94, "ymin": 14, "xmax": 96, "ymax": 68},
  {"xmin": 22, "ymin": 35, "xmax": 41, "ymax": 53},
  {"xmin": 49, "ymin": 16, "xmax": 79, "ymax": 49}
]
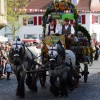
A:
[{"xmin": 0, "ymin": 58, "xmax": 100, "ymax": 100}]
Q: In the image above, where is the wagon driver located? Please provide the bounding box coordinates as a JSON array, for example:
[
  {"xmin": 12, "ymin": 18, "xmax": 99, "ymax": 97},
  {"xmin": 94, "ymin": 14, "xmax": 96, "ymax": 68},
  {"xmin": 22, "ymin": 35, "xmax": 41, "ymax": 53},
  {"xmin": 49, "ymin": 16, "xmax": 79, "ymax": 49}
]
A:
[{"xmin": 56, "ymin": 18, "xmax": 78, "ymax": 49}]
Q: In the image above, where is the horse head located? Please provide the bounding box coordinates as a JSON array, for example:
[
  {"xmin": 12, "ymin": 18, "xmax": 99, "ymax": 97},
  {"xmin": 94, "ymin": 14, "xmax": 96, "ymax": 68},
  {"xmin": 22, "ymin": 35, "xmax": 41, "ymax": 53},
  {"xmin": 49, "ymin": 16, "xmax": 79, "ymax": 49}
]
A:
[
  {"xmin": 9, "ymin": 41, "xmax": 25, "ymax": 65},
  {"xmin": 47, "ymin": 44, "xmax": 58, "ymax": 70}
]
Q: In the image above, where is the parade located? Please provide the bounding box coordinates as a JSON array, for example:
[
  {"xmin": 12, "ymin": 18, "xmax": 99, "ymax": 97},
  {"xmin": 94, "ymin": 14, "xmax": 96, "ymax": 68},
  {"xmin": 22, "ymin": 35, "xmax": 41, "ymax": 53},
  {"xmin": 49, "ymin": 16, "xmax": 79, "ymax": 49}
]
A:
[{"xmin": 0, "ymin": 0, "xmax": 100, "ymax": 100}]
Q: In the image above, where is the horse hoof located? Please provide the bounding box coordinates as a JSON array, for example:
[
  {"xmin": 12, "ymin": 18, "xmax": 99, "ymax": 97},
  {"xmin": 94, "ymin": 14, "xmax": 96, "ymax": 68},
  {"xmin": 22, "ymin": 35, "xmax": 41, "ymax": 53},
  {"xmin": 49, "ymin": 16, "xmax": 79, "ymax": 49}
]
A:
[
  {"xmin": 16, "ymin": 94, "xmax": 25, "ymax": 98},
  {"xmin": 53, "ymin": 93, "xmax": 59, "ymax": 97},
  {"xmin": 16, "ymin": 92, "xmax": 19, "ymax": 96},
  {"xmin": 69, "ymin": 87, "xmax": 74, "ymax": 91},
  {"xmin": 19, "ymin": 95, "xmax": 25, "ymax": 98}
]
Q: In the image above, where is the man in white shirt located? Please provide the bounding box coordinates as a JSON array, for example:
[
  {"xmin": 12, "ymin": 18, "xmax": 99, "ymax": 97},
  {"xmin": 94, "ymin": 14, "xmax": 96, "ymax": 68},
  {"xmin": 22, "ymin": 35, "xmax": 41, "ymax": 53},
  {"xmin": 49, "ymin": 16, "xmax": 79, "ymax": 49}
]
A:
[
  {"xmin": 46, "ymin": 18, "xmax": 56, "ymax": 36},
  {"xmin": 56, "ymin": 18, "xmax": 75, "ymax": 36},
  {"xmin": 56, "ymin": 18, "xmax": 77, "ymax": 49}
]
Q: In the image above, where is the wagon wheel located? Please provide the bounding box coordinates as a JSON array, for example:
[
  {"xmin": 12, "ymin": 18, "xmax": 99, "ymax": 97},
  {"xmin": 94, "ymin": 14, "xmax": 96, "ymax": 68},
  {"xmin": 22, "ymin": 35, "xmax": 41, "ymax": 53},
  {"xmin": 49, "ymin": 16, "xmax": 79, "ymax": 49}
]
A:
[
  {"xmin": 84, "ymin": 63, "xmax": 89, "ymax": 83},
  {"xmin": 77, "ymin": 65, "xmax": 81, "ymax": 85},
  {"xmin": 75, "ymin": 65, "xmax": 81, "ymax": 87},
  {"xmin": 39, "ymin": 69, "xmax": 46, "ymax": 87}
]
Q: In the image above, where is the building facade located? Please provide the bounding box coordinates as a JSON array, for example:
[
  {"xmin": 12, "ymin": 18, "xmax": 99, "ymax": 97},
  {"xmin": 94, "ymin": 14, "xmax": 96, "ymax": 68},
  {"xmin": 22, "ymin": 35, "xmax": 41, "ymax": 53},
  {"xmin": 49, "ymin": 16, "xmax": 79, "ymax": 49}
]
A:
[
  {"xmin": 0, "ymin": 0, "xmax": 100, "ymax": 42},
  {"xmin": 77, "ymin": 0, "xmax": 100, "ymax": 42},
  {"xmin": 0, "ymin": 0, "xmax": 51, "ymax": 41}
]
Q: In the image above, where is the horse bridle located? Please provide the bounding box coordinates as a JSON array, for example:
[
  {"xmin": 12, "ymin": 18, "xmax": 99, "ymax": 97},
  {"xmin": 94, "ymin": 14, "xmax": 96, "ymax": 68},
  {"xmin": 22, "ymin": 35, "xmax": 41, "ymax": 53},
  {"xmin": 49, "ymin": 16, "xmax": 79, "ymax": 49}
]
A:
[
  {"xmin": 49, "ymin": 45, "xmax": 58, "ymax": 58},
  {"xmin": 12, "ymin": 42, "xmax": 25, "ymax": 60}
]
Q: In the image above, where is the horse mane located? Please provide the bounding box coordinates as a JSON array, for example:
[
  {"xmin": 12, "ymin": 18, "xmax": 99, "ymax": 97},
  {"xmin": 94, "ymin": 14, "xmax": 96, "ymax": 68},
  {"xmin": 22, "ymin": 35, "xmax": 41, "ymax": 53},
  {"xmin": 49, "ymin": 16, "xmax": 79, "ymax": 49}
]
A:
[{"xmin": 56, "ymin": 41, "xmax": 65, "ymax": 60}]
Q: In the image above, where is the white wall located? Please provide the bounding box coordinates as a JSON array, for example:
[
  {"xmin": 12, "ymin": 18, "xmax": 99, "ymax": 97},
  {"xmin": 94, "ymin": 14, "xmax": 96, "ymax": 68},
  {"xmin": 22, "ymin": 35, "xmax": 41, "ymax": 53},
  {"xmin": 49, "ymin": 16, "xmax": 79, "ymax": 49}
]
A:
[
  {"xmin": 78, "ymin": 13, "xmax": 100, "ymax": 42},
  {"xmin": 79, "ymin": 13, "xmax": 91, "ymax": 33},
  {"xmin": 90, "ymin": 13, "xmax": 100, "ymax": 41},
  {"xmin": 0, "ymin": 14, "xmax": 44, "ymax": 40},
  {"xmin": 18, "ymin": 26, "xmax": 43, "ymax": 39}
]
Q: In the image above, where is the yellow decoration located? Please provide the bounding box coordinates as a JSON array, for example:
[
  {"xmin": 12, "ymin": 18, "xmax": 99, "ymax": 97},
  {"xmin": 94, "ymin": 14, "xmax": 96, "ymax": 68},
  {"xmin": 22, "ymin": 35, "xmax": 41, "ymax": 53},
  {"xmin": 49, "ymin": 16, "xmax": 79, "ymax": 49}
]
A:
[{"xmin": 59, "ymin": 3, "xmax": 65, "ymax": 11}]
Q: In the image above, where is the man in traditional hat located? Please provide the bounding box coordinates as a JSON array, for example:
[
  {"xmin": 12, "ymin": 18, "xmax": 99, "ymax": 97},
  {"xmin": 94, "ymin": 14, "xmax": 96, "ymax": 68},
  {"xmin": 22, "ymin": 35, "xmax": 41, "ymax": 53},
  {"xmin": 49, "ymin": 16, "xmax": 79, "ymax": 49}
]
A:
[
  {"xmin": 58, "ymin": 18, "xmax": 75, "ymax": 37},
  {"xmin": 56, "ymin": 18, "xmax": 77, "ymax": 49},
  {"xmin": 46, "ymin": 18, "xmax": 57, "ymax": 36}
]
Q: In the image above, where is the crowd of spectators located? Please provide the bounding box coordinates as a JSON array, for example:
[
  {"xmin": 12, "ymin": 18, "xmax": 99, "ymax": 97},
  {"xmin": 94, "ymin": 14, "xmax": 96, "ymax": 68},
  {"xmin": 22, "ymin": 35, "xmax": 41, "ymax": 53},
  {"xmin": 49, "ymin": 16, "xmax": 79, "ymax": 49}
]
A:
[{"xmin": 0, "ymin": 42, "xmax": 12, "ymax": 80}]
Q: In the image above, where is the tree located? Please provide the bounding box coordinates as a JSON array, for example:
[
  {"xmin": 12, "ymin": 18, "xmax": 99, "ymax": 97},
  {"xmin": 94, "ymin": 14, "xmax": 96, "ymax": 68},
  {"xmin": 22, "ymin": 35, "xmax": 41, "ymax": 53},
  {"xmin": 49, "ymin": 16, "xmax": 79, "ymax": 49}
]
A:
[{"xmin": 7, "ymin": 0, "xmax": 29, "ymax": 39}]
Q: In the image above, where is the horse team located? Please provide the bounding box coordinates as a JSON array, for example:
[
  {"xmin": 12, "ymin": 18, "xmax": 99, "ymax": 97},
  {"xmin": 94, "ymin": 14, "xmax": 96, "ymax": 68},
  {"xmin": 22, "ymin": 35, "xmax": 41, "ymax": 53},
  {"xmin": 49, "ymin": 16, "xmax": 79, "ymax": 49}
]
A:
[{"xmin": 8, "ymin": 40, "xmax": 82, "ymax": 98}]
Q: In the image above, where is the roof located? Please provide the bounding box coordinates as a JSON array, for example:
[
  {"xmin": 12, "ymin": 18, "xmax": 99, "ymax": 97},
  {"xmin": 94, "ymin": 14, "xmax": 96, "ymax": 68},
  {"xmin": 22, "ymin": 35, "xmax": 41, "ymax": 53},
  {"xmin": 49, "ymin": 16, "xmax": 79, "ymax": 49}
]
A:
[
  {"xmin": 26, "ymin": 0, "xmax": 52, "ymax": 14},
  {"xmin": 26, "ymin": 0, "xmax": 52, "ymax": 13},
  {"xmin": 76, "ymin": 0, "xmax": 90, "ymax": 11},
  {"xmin": 77, "ymin": 0, "xmax": 100, "ymax": 11},
  {"xmin": 90, "ymin": 0, "xmax": 100, "ymax": 11},
  {"xmin": 25, "ymin": 0, "xmax": 100, "ymax": 13}
]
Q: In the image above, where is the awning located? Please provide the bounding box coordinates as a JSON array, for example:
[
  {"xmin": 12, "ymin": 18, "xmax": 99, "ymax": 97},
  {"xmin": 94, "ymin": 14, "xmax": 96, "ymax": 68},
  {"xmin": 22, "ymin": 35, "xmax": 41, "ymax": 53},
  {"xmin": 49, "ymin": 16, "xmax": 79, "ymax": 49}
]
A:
[
  {"xmin": 22, "ymin": 39, "xmax": 41, "ymax": 43},
  {"xmin": 0, "ymin": 35, "xmax": 8, "ymax": 42}
]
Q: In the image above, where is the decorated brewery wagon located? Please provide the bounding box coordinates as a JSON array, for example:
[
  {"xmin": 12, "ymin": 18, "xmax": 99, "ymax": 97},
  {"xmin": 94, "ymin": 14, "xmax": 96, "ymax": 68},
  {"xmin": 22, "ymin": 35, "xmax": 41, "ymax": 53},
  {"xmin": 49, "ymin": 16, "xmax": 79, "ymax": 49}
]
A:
[
  {"xmin": 8, "ymin": 0, "xmax": 95, "ymax": 98},
  {"xmin": 40, "ymin": 0, "xmax": 94, "ymax": 88}
]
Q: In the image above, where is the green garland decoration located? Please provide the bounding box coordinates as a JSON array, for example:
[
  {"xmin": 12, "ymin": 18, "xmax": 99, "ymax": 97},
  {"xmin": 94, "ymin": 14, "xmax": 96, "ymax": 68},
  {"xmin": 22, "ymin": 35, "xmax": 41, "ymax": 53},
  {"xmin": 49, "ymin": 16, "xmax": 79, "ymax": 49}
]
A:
[{"xmin": 74, "ymin": 24, "xmax": 91, "ymax": 44}]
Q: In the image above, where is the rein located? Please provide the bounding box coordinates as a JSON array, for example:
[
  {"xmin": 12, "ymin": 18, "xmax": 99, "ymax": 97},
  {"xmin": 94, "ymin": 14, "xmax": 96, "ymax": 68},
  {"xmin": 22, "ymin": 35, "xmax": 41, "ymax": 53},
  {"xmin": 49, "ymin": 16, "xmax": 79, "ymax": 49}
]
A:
[{"xmin": 24, "ymin": 44, "xmax": 42, "ymax": 60}]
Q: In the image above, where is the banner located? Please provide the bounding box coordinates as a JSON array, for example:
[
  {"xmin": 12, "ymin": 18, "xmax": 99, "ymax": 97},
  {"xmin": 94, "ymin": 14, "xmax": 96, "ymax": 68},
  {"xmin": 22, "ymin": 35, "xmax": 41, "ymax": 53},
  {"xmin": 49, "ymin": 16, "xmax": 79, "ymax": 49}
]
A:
[{"xmin": 62, "ymin": 13, "xmax": 74, "ymax": 20}]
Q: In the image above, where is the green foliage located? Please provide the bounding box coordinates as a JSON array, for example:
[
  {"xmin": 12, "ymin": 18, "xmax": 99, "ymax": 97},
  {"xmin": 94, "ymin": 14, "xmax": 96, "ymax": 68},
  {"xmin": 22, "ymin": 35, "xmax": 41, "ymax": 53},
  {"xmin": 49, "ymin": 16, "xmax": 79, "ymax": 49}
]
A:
[
  {"xmin": 7, "ymin": 0, "xmax": 28, "ymax": 39},
  {"xmin": 74, "ymin": 24, "xmax": 91, "ymax": 43}
]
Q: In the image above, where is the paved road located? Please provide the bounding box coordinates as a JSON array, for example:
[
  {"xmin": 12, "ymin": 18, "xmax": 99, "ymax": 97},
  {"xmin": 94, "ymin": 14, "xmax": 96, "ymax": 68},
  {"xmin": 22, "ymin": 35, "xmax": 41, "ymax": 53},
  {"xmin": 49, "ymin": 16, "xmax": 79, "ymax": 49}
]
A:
[{"xmin": 0, "ymin": 58, "xmax": 100, "ymax": 100}]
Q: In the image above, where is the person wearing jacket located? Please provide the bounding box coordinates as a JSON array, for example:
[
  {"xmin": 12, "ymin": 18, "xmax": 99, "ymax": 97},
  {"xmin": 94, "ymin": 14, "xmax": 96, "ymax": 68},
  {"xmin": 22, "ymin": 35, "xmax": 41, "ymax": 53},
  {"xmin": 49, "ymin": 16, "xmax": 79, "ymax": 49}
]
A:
[{"xmin": 5, "ymin": 60, "xmax": 12, "ymax": 80}]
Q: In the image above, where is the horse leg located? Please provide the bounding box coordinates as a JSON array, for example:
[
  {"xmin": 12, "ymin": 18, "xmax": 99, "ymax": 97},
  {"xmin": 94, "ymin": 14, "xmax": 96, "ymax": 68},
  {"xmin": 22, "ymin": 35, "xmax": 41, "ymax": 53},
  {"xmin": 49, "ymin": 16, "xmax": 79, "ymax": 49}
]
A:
[
  {"xmin": 31, "ymin": 73, "xmax": 38, "ymax": 92},
  {"xmin": 26, "ymin": 73, "xmax": 38, "ymax": 92},
  {"xmin": 50, "ymin": 76, "xmax": 59, "ymax": 97},
  {"xmin": 67, "ymin": 69, "xmax": 75, "ymax": 91},
  {"xmin": 16, "ymin": 71, "xmax": 25, "ymax": 98},
  {"xmin": 26, "ymin": 74, "xmax": 32, "ymax": 90},
  {"xmin": 16, "ymin": 73, "xmax": 20, "ymax": 96},
  {"xmin": 59, "ymin": 76, "xmax": 68, "ymax": 96}
]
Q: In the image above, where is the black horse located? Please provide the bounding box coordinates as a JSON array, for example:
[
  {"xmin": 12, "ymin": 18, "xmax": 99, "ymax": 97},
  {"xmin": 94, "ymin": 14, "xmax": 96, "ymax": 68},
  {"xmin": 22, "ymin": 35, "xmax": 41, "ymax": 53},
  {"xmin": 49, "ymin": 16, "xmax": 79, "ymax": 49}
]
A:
[{"xmin": 9, "ymin": 41, "xmax": 38, "ymax": 98}]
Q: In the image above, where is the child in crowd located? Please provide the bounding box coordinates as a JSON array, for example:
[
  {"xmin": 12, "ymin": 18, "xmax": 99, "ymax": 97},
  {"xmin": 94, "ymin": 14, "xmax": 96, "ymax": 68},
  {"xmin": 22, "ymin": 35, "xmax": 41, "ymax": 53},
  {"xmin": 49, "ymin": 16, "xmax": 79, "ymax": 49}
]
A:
[{"xmin": 5, "ymin": 60, "xmax": 12, "ymax": 80}]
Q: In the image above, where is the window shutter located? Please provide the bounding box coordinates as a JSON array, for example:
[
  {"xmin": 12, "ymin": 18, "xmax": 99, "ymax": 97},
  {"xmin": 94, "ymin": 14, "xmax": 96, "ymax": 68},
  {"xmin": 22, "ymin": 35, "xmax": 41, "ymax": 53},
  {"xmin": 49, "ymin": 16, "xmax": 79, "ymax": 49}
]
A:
[
  {"xmin": 92, "ymin": 15, "xmax": 94, "ymax": 24},
  {"xmin": 82, "ymin": 15, "xmax": 85, "ymax": 24},
  {"xmin": 99, "ymin": 16, "xmax": 100, "ymax": 24},
  {"xmin": 34, "ymin": 16, "xmax": 37, "ymax": 25},
  {"xmin": 70, "ymin": 20, "xmax": 73, "ymax": 24},
  {"xmin": 38, "ymin": 16, "xmax": 42, "ymax": 25}
]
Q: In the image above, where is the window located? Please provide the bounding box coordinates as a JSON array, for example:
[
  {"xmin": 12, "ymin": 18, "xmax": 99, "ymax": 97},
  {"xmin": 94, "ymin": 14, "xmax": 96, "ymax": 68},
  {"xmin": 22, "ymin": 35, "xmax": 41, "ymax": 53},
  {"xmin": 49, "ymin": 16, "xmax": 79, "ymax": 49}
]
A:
[
  {"xmin": 94, "ymin": 16, "xmax": 99, "ymax": 23},
  {"xmin": 77, "ymin": 15, "xmax": 81, "ymax": 23},
  {"xmin": 24, "ymin": 34, "xmax": 37, "ymax": 39},
  {"xmin": 28, "ymin": 17, "xmax": 33, "ymax": 24},
  {"xmin": 92, "ymin": 15, "xmax": 100, "ymax": 24}
]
